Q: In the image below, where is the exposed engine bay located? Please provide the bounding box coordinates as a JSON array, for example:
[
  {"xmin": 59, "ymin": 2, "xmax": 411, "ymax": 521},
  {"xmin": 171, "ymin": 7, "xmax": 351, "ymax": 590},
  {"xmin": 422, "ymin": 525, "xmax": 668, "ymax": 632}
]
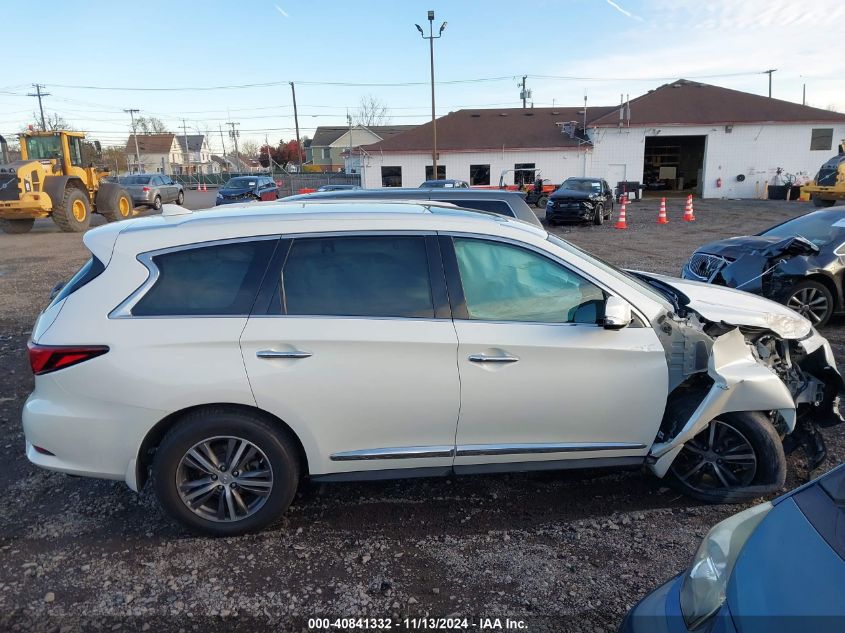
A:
[{"xmin": 633, "ymin": 272, "xmax": 845, "ymax": 477}]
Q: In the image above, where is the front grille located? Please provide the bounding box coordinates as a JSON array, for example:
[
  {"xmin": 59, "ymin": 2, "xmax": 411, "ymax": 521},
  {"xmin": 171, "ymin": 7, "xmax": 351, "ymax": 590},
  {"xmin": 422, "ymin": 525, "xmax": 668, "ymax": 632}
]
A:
[
  {"xmin": 552, "ymin": 200, "xmax": 583, "ymax": 210},
  {"xmin": 0, "ymin": 174, "xmax": 18, "ymax": 201},
  {"xmin": 686, "ymin": 252, "xmax": 731, "ymax": 281}
]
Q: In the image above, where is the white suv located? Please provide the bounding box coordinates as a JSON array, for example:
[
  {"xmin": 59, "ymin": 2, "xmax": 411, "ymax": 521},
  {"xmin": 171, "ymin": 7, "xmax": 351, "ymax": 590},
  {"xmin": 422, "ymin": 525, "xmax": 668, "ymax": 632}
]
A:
[{"xmin": 23, "ymin": 201, "xmax": 844, "ymax": 535}]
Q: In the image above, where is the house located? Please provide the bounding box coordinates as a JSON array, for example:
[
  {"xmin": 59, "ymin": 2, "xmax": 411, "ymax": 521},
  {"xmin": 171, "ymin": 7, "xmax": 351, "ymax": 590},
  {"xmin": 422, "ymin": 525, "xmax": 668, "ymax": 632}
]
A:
[
  {"xmin": 175, "ymin": 135, "xmax": 214, "ymax": 175},
  {"xmin": 308, "ymin": 125, "xmax": 416, "ymax": 171},
  {"xmin": 359, "ymin": 80, "xmax": 845, "ymax": 199},
  {"xmin": 125, "ymin": 134, "xmax": 182, "ymax": 175}
]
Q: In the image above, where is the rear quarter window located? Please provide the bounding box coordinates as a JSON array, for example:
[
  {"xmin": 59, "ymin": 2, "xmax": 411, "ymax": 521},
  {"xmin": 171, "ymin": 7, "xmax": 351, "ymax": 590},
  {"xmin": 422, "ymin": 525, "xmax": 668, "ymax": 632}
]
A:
[
  {"xmin": 132, "ymin": 239, "xmax": 277, "ymax": 316},
  {"xmin": 442, "ymin": 199, "xmax": 515, "ymax": 217},
  {"xmin": 49, "ymin": 256, "xmax": 105, "ymax": 308}
]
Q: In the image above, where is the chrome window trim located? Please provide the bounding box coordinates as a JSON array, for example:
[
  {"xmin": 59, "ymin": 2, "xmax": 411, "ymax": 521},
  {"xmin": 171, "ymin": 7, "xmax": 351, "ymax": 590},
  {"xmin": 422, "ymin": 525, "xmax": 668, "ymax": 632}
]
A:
[
  {"xmin": 441, "ymin": 230, "xmax": 652, "ymax": 326},
  {"xmin": 330, "ymin": 442, "xmax": 647, "ymax": 461},
  {"xmin": 109, "ymin": 235, "xmax": 281, "ymax": 319},
  {"xmin": 833, "ymin": 241, "xmax": 845, "ymax": 257}
]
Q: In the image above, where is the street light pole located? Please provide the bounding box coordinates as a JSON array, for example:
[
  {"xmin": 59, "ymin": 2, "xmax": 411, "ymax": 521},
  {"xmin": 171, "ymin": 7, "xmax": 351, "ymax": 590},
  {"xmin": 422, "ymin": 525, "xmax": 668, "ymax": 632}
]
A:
[{"xmin": 416, "ymin": 11, "xmax": 446, "ymax": 181}]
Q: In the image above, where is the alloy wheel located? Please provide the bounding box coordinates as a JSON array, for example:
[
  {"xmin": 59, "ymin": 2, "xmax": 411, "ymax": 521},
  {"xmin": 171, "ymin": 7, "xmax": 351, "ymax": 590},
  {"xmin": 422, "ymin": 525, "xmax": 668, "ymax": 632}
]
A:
[
  {"xmin": 671, "ymin": 419, "xmax": 757, "ymax": 491},
  {"xmin": 176, "ymin": 436, "xmax": 274, "ymax": 523},
  {"xmin": 787, "ymin": 287, "xmax": 830, "ymax": 325}
]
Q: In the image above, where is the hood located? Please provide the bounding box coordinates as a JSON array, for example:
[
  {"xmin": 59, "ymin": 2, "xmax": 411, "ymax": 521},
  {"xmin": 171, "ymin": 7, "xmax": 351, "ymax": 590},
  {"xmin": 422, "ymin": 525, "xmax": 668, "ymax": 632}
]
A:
[
  {"xmin": 220, "ymin": 186, "xmax": 255, "ymax": 195},
  {"xmin": 640, "ymin": 271, "xmax": 812, "ymax": 339},
  {"xmin": 694, "ymin": 235, "xmax": 785, "ymax": 259},
  {"xmin": 549, "ymin": 189, "xmax": 595, "ymax": 201}
]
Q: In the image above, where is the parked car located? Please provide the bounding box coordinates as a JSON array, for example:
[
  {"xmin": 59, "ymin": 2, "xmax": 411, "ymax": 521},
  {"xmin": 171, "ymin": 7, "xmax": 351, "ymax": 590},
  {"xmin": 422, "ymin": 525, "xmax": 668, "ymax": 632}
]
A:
[
  {"xmin": 545, "ymin": 177, "xmax": 615, "ymax": 225},
  {"xmin": 23, "ymin": 201, "xmax": 843, "ymax": 535},
  {"xmin": 682, "ymin": 208, "xmax": 845, "ymax": 326},
  {"xmin": 621, "ymin": 462, "xmax": 845, "ymax": 633},
  {"xmin": 283, "ymin": 187, "xmax": 542, "ymax": 227},
  {"xmin": 216, "ymin": 176, "xmax": 278, "ymax": 205},
  {"xmin": 420, "ymin": 179, "xmax": 470, "ymax": 188},
  {"xmin": 120, "ymin": 174, "xmax": 184, "ymax": 211},
  {"xmin": 315, "ymin": 184, "xmax": 361, "ymax": 192}
]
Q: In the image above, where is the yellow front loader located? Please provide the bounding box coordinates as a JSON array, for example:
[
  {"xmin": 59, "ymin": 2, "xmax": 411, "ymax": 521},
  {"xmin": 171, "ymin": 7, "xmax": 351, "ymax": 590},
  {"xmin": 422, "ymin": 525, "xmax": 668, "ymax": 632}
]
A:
[
  {"xmin": 0, "ymin": 130, "xmax": 133, "ymax": 234},
  {"xmin": 801, "ymin": 139, "xmax": 845, "ymax": 208}
]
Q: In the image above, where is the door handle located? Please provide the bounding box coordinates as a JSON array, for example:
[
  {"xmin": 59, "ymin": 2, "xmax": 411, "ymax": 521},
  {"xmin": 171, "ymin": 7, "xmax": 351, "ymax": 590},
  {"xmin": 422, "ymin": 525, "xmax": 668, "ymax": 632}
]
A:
[
  {"xmin": 468, "ymin": 354, "xmax": 519, "ymax": 364},
  {"xmin": 256, "ymin": 349, "xmax": 312, "ymax": 359}
]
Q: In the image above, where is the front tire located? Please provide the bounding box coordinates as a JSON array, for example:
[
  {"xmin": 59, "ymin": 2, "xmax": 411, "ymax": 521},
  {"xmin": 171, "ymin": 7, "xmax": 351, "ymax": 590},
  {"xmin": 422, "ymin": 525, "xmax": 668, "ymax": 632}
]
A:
[
  {"xmin": 812, "ymin": 196, "xmax": 836, "ymax": 208},
  {"xmin": 593, "ymin": 204, "xmax": 605, "ymax": 225},
  {"xmin": 152, "ymin": 408, "xmax": 300, "ymax": 536},
  {"xmin": 667, "ymin": 412, "xmax": 785, "ymax": 503},
  {"xmin": 52, "ymin": 188, "xmax": 91, "ymax": 232},
  {"xmin": 785, "ymin": 280, "xmax": 834, "ymax": 327},
  {"xmin": 1, "ymin": 218, "xmax": 35, "ymax": 234}
]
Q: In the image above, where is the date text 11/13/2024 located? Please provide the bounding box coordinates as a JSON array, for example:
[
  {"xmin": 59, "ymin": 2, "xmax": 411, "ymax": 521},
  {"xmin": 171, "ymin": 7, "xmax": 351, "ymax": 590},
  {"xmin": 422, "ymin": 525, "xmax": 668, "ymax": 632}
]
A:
[{"xmin": 307, "ymin": 617, "xmax": 529, "ymax": 630}]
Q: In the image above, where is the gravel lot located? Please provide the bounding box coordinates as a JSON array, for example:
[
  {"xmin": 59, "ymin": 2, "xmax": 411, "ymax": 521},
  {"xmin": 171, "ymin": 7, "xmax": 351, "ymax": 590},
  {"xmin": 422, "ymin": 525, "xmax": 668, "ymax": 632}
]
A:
[{"xmin": 1, "ymin": 194, "xmax": 843, "ymax": 632}]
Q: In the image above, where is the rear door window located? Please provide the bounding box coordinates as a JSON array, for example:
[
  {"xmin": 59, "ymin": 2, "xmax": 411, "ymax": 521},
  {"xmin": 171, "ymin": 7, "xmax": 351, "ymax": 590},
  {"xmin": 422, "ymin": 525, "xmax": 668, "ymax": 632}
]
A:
[
  {"xmin": 281, "ymin": 236, "xmax": 435, "ymax": 318},
  {"xmin": 132, "ymin": 239, "xmax": 277, "ymax": 316}
]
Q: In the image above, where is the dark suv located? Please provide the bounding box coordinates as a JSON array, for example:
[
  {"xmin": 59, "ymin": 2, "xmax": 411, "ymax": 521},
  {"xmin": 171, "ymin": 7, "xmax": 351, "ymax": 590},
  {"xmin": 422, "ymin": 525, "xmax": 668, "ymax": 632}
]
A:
[
  {"xmin": 545, "ymin": 177, "xmax": 614, "ymax": 225},
  {"xmin": 216, "ymin": 176, "xmax": 279, "ymax": 205},
  {"xmin": 283, "ymin": 188, "xmax": 541, "ymax": 227}
]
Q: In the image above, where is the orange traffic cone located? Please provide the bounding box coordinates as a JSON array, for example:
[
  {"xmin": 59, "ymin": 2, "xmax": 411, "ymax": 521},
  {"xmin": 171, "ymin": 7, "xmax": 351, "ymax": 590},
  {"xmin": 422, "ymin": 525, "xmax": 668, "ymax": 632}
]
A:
[
  {"xmin": 615, "ymin": 198, "xmax": 628, "ymax": 229},
  {"xmin": 202, "ymin": 182, "xmax": 207, "ymax": 192},
  {"xmin": 657, "ymin": 197, "xmax": 669, "ymax": 224},
  {"xmin": 683, "ymin": 195, "xmax": 695, "ymax": 221}
]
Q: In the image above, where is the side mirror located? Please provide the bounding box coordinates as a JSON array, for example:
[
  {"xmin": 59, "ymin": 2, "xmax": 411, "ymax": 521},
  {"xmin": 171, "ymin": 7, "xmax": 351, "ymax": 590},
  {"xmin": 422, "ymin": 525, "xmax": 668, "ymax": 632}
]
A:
[{"xmin": 602, "ymin": 296, "xmax": 632, "ymax": 330}]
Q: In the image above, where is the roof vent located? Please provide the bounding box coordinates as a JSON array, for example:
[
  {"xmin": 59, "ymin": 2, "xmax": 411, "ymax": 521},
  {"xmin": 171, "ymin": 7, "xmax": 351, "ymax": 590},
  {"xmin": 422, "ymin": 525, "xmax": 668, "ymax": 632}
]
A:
[
  {"xmin": 470, "ymin": 113, "xmax": 481, "ymax": 118},
  {"xmin": 499, "ymin": 113, "xmax": 508, "ymax": 117},
  {"xmin": 550, "ymin": 110, "xmax": 560, "ymax": 115},
  {"xmin": 161, "ymin": 204, "xmax": 192, "ymax": 217},
  {"xmin": 523, "ymin": 112, "xmax": 534, "ymax": 116}
]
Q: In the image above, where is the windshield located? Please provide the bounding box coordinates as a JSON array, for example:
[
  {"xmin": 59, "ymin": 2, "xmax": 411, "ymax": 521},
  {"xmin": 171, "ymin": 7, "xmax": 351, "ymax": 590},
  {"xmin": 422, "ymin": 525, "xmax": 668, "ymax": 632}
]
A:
[
  {"xmin": 25, "ymin": 136, "xmax": 62, "ymax": 160},
  {"xmin": 760, "ymin": 212, "xmax": 845, "ymax": 247},
  {"xmin": 558, "ymin": 179, "xmax": 602, "ymax": 194},
  {"xmin": 546, "ymin": 234, "xmax": 672, "ymax": 308},
  {"xmin": 122, "ymin": 175, "xmax": 152, "ymax": 185},
  {"xmin": 225, "ymin": 177, "xmax": 257, "ymax": 188}
]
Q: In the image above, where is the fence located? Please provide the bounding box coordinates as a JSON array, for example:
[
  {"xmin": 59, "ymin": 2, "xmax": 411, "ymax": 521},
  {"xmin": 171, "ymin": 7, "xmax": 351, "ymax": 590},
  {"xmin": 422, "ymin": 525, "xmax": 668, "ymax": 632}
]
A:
[{"xmin": 170, "ymin": 171, "xmax": 361, "ymax": 196}]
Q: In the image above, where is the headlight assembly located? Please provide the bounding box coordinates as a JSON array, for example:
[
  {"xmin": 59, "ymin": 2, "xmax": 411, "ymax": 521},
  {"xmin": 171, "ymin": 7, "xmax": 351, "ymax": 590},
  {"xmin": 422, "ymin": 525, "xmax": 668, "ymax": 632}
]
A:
[{"xmin": 680, "ymin": 502, "xmax": 772, "ymax": 628}]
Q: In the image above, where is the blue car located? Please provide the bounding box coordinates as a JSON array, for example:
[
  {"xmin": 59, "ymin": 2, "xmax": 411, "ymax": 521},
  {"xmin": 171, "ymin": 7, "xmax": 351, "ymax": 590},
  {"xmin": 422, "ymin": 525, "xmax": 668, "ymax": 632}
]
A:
[
  {"xmin": 215, "ymin": 176, "xmax": 278, "ymax": 205},
  {"xmin": 621, "ymin": 463, "xmax": 845, "ymax": 633}
]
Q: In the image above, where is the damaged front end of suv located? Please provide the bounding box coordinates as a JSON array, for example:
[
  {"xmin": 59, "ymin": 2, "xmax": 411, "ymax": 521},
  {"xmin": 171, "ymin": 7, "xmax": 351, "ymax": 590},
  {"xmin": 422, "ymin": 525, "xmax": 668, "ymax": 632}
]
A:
[{"xmin": 635, "ymin": 272, "xmax": 844, "ymax": 500}]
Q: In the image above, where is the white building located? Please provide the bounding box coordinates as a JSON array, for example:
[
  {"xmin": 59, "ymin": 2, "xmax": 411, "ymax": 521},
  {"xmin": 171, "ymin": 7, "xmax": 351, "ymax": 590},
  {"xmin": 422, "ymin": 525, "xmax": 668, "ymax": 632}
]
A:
[
  {"xmin": 359, "ymin": 80, "xmax": 845, "ymax": 199},
  {"xmin": 125, "ymin": 133, "xmax": 215, "ymax": 175}
]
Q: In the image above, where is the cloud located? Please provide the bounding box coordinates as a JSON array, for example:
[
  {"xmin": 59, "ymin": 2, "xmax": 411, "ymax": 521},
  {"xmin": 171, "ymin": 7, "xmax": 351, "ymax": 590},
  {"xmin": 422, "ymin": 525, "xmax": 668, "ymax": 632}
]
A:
[
  {"xmin": 605, "ymin": 0, "xmax": 644, "ymax": 21},
  {"xmin": 274, "ymin": 4, "xmax": 289, "ymax": 18}
]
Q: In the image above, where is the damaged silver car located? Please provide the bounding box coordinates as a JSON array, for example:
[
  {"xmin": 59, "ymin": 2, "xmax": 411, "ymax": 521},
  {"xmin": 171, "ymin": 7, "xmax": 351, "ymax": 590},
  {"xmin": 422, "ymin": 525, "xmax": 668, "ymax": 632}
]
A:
[{"xmin": 548, "ymin": 235, "xmax": 844, "ymax": 501}]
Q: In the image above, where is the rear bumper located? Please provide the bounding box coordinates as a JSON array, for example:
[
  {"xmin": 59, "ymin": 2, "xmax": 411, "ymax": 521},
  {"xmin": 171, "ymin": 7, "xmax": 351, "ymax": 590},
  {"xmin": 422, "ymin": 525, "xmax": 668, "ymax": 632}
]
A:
[{"xmin": 22, "ymin": 382, "xmax": 167, "ymax": 492}]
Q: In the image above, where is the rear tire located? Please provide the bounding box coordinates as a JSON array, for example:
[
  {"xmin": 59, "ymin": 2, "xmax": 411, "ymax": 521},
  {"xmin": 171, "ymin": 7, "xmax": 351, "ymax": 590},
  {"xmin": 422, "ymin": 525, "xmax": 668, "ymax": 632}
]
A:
[
  {"xmin": 52, "ymin": 188, "xmax": 91, "ymax": 233},
  {"xmin": 667, "ymin": 411, "xmax": 786, "ymax": 504},
  {"xmin": 176, "ymin": 190, "xmax": 185, "ymax": 205},
  {"xmin": 99, "ymin": 186, "xmax": 133, "ymax": 222},
  {"xmin": 812, "ymin": 196, "xmax": 836, "ymax": 208},
  {"xmin": 1, "ymin": 219, "xmax": 35, "ymax": 234},
  {"xmin": 152, "ymin": 408, "xmax": 300, "ymax": 536},
  {"xmin": 536, "ymin": 195, "xmax": 548, "ymax": 209},
  {"xmin": 151, "ymin": 195, "xmax": 162, "ymax": 211}
]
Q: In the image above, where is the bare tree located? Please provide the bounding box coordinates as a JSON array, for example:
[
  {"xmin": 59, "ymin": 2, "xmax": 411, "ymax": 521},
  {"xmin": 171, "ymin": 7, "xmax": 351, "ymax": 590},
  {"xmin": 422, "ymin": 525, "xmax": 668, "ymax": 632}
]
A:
[
  {"xmin": 239, "ymin": 140, "xmax": 259, "ymax": 158},
  {"xmin": 354, "ymin": 95, "xmax": 391, "ymax": 127},
  {"xmin": 135, "ymin": 116, "xmax": 168, "ymax": 134},
  {"xmin": 24, "ymin": 112, "xmax": 71, "ymax": 132}
]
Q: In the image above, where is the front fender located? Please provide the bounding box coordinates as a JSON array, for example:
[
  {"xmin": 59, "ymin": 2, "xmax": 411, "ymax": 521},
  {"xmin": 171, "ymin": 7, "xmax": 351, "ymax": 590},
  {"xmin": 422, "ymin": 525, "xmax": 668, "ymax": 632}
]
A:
[{"xmin": 648, "ymin": 328, "xmax": 796, "ymax": 477}]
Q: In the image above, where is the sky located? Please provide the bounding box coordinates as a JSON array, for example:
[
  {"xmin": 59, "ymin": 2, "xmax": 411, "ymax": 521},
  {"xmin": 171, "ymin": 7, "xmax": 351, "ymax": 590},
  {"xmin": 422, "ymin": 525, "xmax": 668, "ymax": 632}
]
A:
[{"xmin": 1, "ymin": 0, "xmax": 843, "ymax": 154}]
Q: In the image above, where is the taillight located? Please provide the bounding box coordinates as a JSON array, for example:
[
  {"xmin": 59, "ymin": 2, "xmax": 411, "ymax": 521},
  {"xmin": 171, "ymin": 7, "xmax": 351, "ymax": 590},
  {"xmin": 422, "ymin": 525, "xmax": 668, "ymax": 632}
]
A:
[
  {"xmin": 28, "ymin": 342, "xmax": 109, "ymax": 375},
  {"xmin": 142, "ymin": 186, "xmax": 150, "ymax": 192}
]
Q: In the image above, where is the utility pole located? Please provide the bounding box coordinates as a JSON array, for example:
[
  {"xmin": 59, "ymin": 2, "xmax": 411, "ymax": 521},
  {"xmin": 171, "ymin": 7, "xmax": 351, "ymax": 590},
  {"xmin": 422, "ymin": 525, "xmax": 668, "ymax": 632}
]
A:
[
  {"xmin": 265, "ymin": 134, "xmax": 274, "ymax": 173},
  {"xmin": 347, "ymin": 110, "xmax": 353, "ymax": 174},
  {"xmin": 182, "ymin": 119, "xmax": 191, "ymax": 178},
  {"xmin": 415, "ymin": 11, "xmax": 446, "ymax": 180},
  {"xmin": 124, "ymin": 108, "xmax": 141, "ymax": 173},
  {"xmin": 520, "ymin": 75, "xmax": 529, "ymax": 109},
  {"xmin": 218, "ymin": 123, "xmax": 227, "ymax": 171},
  {"xmin": 764, "ymin": 68, "xmax": 777, "ymax": 98},
  {"xmin": 28, "ymin": 84, "xmax": 50, "ymax": 131},
  {"xmin": 802, "ymin": 83, "xmax": 806, "ymax": 106},
  {"xmin": 289, "ymin": 82, "xmax": 304, "ymax": 170},
  {"xmin": 226, "ymin": 121, "xmax": 240, "ymax": 172}
]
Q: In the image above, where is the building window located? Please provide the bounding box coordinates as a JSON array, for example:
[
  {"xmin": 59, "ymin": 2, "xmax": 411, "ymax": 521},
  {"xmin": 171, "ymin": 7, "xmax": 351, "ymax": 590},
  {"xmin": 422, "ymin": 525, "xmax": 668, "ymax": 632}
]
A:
[
  {"xmin": 469, "ymin": 164, "xmax": 490, "ymax": 186},
  {"xmin": 514, "ymin": 163, "xmax": 535, "ymax": 187},
  {"xmin": 811, "ymin": 128, "xmax": 834, "ymax": 151},
  {"xmin": 381, "ymin": 166, "xmax": 402, "ymax": 187},
  {"xmin": 425, "ymin": 165, "xmax": 446, "ymax": 181},
  {"xmin": 322, "ymin": 148, "xmax": 331, "ymax": 160}
]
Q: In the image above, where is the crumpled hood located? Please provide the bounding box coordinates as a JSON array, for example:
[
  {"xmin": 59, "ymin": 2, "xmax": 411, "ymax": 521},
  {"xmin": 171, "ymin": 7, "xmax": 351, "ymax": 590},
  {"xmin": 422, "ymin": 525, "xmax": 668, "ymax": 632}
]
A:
[
  {"xmin": 640, "ymin": 271, "xmax": 812, "ymax": 339},
  {"xmin": 695, "ymin": 235, "xmax": 784, "ymax": 259}
]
